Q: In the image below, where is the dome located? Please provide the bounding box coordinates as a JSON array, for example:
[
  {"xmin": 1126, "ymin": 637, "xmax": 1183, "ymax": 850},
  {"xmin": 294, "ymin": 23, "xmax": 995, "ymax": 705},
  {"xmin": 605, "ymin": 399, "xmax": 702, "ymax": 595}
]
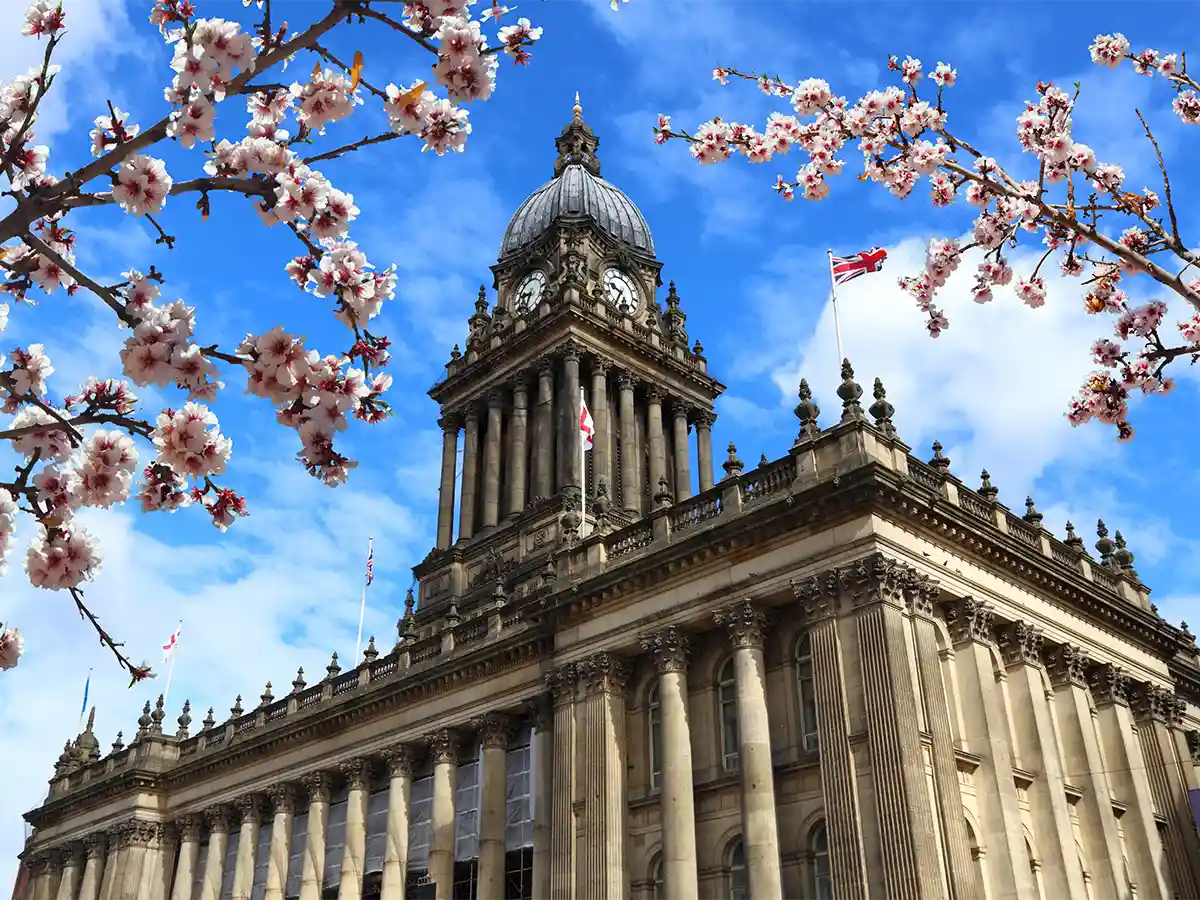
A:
[{"xmin": 498, "ymin": 94, "xmax": 654, "ymax": 259}]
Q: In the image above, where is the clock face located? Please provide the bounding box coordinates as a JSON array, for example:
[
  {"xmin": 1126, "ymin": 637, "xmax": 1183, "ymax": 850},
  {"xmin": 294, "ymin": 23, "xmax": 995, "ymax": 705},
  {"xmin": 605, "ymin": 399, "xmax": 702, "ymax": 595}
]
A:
[
  {"xmin": 603, "ymin": 268, "xmax": 639, "ymax": 315},
  {"xmin": 513, "ymin": 270, "xmax": 546, "ymax": 313}
]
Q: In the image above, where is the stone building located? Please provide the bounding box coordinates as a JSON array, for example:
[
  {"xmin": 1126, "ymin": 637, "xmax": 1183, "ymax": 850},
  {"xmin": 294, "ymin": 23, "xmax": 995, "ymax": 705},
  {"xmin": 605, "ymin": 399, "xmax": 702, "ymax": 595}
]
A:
[{"xmin": 13, "ymin": 102, "xmax": 1200, "ymax": 900}]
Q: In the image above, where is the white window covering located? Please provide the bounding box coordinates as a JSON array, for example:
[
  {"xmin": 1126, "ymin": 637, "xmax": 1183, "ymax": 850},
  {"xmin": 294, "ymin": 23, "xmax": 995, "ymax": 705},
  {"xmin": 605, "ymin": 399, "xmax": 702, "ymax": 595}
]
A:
[
  {"xmin": 190, "ymin": 839, "xmax": 209, "ymax": 900},
  {"xmin": 364, "ymin": 785, "xmax": 390, "ymax": 875},
  {"xmin": 322, "ymin": 787, "xmax": 349, "ymax": 889},
  {"xmin": 407, "ymin": 775, "xmax": 433, "ymax": 870},
  {"xmin": 505, "ymin": 730, "xmax": 533, "ymax": 851},
  {"xmin": 285, "ymin": 811, "xmax": 308, "ymax": 900},
  {"xmin": 454, "ymin": 758, "xmax": 480, "ymax": 861},
  {"xmin": 249, "ymin": 822, "xmax": 272, "ymax": 900},
  {"xmin": 219, "ymin": 832, "xmax": 240, "ymax": 900}
]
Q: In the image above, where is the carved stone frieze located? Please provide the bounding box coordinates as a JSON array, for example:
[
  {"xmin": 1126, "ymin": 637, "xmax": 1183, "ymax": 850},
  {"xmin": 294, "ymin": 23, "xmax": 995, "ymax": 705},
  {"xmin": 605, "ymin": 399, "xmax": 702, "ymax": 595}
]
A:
[
  {"xmin": 120, "ymin": 820, "xmax": 161, "ymax": 848},
  {"xmin": 577, "ymin": 651, "xmax": 632, "ymax": 694},
  {"xmin": 1088, "ymin": 663, "xmax": 1129, "ymax": 706},
  {"xmin": 998, "ymin": 621, "xmax": 1044, "ymax": 668},
  {"xmin": 475, "ymin": 713, "xmax": 517, "ymax": 750},
  {"xmin": 944, "ymin": 597, "xmax": 996, "ymax": 646},
  {"xmin": 639, "ymin": 626, "xmax": 690, "ymax": 674},
  {"xmin": 714, "ymin": 600, "xmax": 768, "ymax": 649},
  {"xmin": 1045, "ymin": 644, "xmax": 1090, "ymax": 688},
  {"xmin": 427, "ymin": 729, "xmax": 460, "ymax": 765}
]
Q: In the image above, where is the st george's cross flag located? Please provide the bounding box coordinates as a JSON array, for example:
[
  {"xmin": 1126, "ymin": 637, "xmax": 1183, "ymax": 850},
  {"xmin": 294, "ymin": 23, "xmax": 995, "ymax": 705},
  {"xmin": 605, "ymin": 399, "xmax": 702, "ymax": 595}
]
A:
[
  {"xmin": 829, "ymin": 247, "xmax": 889, "ymax": 286},
  {"xmin": 579, "ymin": 397, "xmax": 595, "ymax": 451},
  {"xmin": 161, "ymin": 623, "xmax": 182, "ymax": 665}
]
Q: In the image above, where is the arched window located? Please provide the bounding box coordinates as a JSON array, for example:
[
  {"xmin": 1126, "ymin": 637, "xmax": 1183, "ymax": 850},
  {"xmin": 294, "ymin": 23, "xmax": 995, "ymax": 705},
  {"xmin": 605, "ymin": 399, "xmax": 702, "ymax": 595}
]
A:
[
  {"xmin": 648, "ymin": 683, "xmax": 662, "ymax": 791},
  {"xmin": 810, "ymin": 822, "xmax": 833, "ymax": 900},
  {"xmin": 726, "ymin": 839, "xmax": 749, "ymax": 900},
  {"xmin": 649, "ymin": 854, "xmax": 663, "ymax": 900},
  {"xmin": 795, "ymin": 633, "xmax": 819, "ymax": 751},
  {"xmin": 718, "ymin": 658, "xmax": 739, "ymax": 771}
]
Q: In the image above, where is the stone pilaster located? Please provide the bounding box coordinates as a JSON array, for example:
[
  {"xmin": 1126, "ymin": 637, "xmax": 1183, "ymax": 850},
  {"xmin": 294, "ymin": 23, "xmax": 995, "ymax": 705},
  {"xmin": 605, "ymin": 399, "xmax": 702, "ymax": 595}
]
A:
[
  {"xmin": 78, "ymin": 834, "xmax": 106, "ymax": 900},
  {"xmin": 508, "ymin": 376, "xmax": 530, "ymax": 516},
  {"xmin": 561, "ymin": 344, "xmax": 582, "ymax": 492},
  {"xmin": 458, "ymin": 407, "xmax": 480, "ymax": 540},
  {"xmin": 99, "ymin": 828, "xmax": 122, "ymax": 900},
  {"xmin": 791, "ymin": 573, "xmax": 868, "ymax": 898},
  {"xmin": 379, "ymin": 746, "xmax": 414, "ymax": 900},
  {"xmin": 943, "ymin": 599, "xmax": 1035, "ymax": 900},
  {"xmin": 531, "ymin": 699, "xmax": 553, "ymax": 900},
  {"xmin": 534, "ymin": 359, "xmax": 555, "ymax": 500},
  {"xmin": 713, "ymin": 601, "xmax": 783, "ymax": 900},
  {"xmin": 576, "ymin": 653, "xmax": 630, "ymax": 900},
  {"xmin": 54, "ymin": 844, "xmax": 83, "ymax": 900},
  {"xmin": 118, "ymin": 822, "xmax": 156, "ymax": 900},
  {"xmin": 338, "ymin": 759, "xmax": 371, "ymax": 900},
  {"xmin": 590, "ymin": 362, "xmax": 610, "ymax": 505},
  {"xmin": 298, "ymin": 774, "xmax": 331, "ymax": 900},
  {"xmin": 617, "ymin": 372, "xmax": 639, "ymax": 516},
  {"xmin": 427, "ymin": 730, "xmax": 459, "ymax": 900},
  {"xmin": 998, "ymin": 625, "xmax": 1088, "ymax": 900},
  {"xmin": 231, "ymin": 796, "xmax": 263, "ymax": 900},
  {"xmin": 482, "ymin": 390, "xmax": 504, "ymax": 529},
  {"xmin": 476, "ymin": 714, "xmax": 517, "ymax": 899},
  {"xmin": 639, "ymin": 627, "xmax": 698, "ymax": 899},
  {"xmin": 1090, "ymin": 664, "xmax": 1172, "ymax": 900},
  {"xmin": 694, "ymin": 411, "xmax": 715, "ymax": 493},
  {"xmin": 670, "ymin": 403, "xmax": 691, "ymax": 501},
  {"xmin": 435, "ymin": 415, "xmax": 459, "ymax": 549},
  {"xmin": 546, "ymin": 665, "xmax": 577, "ymax": 900},
  {"xmin": 137, "ymin": 823, "xmax": 170, "ymax": 900},
  {"xmin": 646, "ymin": 389, "xmax": 666, "ymax": 503},
  {"xmin": 263, "ymin": 785, "xmax": 296, "ymax": 900},
  {"xmin": 1132, "ymin": 685, "xmax": 1200, "ymax": 897},
  {"xmin": 171, "ymin": 817, "xmax": 203, "ymax": 900},
  {"xmin": 198, "ymin": 806, "xmax": 230, "ymax": 900}
]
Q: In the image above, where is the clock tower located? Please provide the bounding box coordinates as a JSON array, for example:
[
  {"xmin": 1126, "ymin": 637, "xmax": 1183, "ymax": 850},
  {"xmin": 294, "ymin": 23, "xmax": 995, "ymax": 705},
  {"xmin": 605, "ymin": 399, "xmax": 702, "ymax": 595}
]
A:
[{"xmin": 414, "ymin": 96, "xmax": 724, "ymax": 615}]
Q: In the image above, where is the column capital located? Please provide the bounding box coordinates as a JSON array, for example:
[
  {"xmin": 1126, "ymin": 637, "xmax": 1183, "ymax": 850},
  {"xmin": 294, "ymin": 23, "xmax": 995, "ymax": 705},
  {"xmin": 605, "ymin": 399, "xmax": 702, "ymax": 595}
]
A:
[
  {"xmin": 903, "ymin": 571, "xmax": 941, "ymax": 619},
  {"xmin": 561, "ymin": 341, "xmax": 582, "ymax": 362},
  {"xmin": 616, "ymin": 370, "xmax": 637, "ymax": 391},
  {"xmin": 462, "ymin": 405, "xmax": 481, "ymax": 426},
  {"xmin": 487, "ymin": 388, "xmax": 506, "ymax": 408},
  {"xmin": 25, "ymin": 853, "xmax": 48, "ymax": 876},
  {"xmin": 1088, "ymin": 663, "xmax": 1130, "ymax": 706},
  {"xmin": 1130, "ymin": 682, "xmax": 1183, "ymax": 725},
  {"xmin": 267, "ymin": 783, "xmax": 298, "ymax": 814},
  {"xmin": 337, "ymin": 757, "xmax": 372, "ymax": 790},
  {"xmin": 537, "ymin": 356, "xmax": 555, "ymax": 377},
  {"xmin": 545, "ymin": 662, "xmax": 578, "ymax": 703},
  {"xmin": 591, "ymin": 358, "xmax": 609, "ymax": 377},
  {"xmin": 474, "ymin": 713, "xmax": 517, "ymax": 750},
  {"xmin": 998, "ymin": 621, "xmax": 1044, "ymax": 669},
  {"xmin": 714, "ymin": 600, "xmax": 768, "ymax": 649},
  {"xmin": 427, "ymin": 728, "xmax": 460, "ymax": 764},
  {"xmin": 62, "ymin": 841, "xmax": 85, "ymax": 865},
  {"xmin": 532, "ymin": 693, "xmax": 553, "ymax": 731},
  {"xmin": 670, "ymin": 401, "xmax": 690, "ymax": 421},
  {"xmin": 639, "ymin": 626, "xmax": 690, "ymax": 673},
  {"xmin": 646, "ymin": 387, "xmax": 664, "ymax": 405},
  {"xmin": 511, "ymin": 371, "xmax": 531, "ymax": 394},
  {"xmin": 234, "ymin": 794, "xmax": 266, "ymax": 825},
  {"xmin": 300, "ymin": 771, "xmax": 332, "ymax": 803},
  {"xmin": 790, "ymin": 572, "xmax": 840, "ymax": 621},
  {"xmin": 694, "ymin": 410, "xmax": 716, "ymax": 429},
  {"xmin": 1044, "ymin": 643, "xmax": 1090, "ymax": 688},
  {"xmin": 382, "ymin": 744, "xmax": 416, "ymax": 778},
  {"xmin": 122, "ymin": 820, "xmax": 161, "ymax": 848},
  {"xmin": 578, "ymin": 651, "xmax": 632, "ymax": 694},
  {"xmin": 175, "ymin": 814, "xmax": 203, "ymax": 843},
  {"xmin": 438, "ymin": 413, "xmax": 461, "ymax": 433},
  {"xmin": 943, "ymin": 596, "xmax": 995, "ymax": 647},
  {"xmin": 84, "ymin": 833, "xmax": 107, "ymax": 860},
  {"xmin": 837, "ymin": 552, "xmax": 909, "ymax": 609}
]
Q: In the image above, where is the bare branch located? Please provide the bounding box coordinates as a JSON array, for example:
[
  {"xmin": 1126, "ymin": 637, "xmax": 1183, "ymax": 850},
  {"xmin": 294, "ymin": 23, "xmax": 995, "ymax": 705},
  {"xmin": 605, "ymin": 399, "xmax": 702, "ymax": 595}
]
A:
[
  {"xmin": 21, "ymin": 231, "xmax": 133, "ymax": 325},
  {"xmin": 1135, "ymin": 108, "xmax": 1182, "ymax": 245},
  {"xmin": 301, "ymin": 131, "xmax": 402, "ymax": 165}
]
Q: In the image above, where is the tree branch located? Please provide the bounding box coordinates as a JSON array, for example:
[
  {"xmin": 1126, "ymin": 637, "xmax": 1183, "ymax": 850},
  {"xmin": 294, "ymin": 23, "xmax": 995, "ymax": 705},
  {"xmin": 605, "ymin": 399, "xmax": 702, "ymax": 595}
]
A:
[
  {"xmin": 301, "ymin": 131, "xmax": 402, "ymax": 165},
  {"xmin": 21, "ymin": 232, "xmax": 133, "ymax": 325}
]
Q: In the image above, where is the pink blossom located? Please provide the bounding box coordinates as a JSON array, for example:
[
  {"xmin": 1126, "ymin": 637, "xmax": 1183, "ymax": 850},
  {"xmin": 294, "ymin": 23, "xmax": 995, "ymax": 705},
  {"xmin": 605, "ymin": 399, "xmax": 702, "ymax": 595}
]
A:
[
  {"xmin": 0, "ymin": 626, "xmax": 22, "ymax": 670},
  {"xmin": 152, "ymin": 403, "xmax": 232, "ymax": 478},
  {"xmin": 112, "ymin": 155, "xmax": 173, "ymax": 217},
  {"xmin": 0, "ymin": 490, "xmax": 16, "ymax": 574},
  {"xmin": 25, "ymin": 525, "xmax": 102, "ymax": 590}
]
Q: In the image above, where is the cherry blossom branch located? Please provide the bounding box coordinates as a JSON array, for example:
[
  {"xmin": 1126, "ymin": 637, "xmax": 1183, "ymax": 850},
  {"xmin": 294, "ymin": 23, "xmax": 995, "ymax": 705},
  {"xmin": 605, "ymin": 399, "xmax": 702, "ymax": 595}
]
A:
[
  {"xmin": 68, "ymin": 586, "xmax": 147, "ymax": 681},
  {"xmin": 1135, "ymin": 109, "xmax": 1182, "ymax": 245},
  {"xmin": 301, "ymin": 131, "xmax": 403, "ymax": 165},
  {"xmin": 351, "ymin": 5, "xmax": 439, "ymax": 54},
  {"xmin": 21, "ymin": 231, "xmax": 134, "ymax": 324},
  {"xmin": 63, "ymin": 176, "xmax": 276, "ymax": 211},
  {"xmin": 311, "ymin": 42, "xmax": 389, "ymax": 100}
]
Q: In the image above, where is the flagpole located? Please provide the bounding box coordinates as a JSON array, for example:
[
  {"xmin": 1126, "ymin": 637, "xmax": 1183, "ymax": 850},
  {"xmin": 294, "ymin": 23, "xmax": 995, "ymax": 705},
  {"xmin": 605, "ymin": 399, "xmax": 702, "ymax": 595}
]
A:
[
  {"xmin": 579, "ymin": 387, "xmax": 588, "ymax": 539},
  {"xmin": 163, "ymin": 620, "xmax": 181, "ymax": 710},
  {"xmin": 355, "ymin": 537, "xmax": 371, "ymax": 662},
  {"xmin": 826, "ymin": 249, "xmax": 846, "ymax": 363}
]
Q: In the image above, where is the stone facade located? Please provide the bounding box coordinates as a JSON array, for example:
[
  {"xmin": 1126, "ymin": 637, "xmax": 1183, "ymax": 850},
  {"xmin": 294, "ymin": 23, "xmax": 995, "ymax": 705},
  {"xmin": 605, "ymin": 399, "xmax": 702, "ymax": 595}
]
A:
[{"xmin": 13, "ymin": 107, "xmax": 1200, "ymax": 900}]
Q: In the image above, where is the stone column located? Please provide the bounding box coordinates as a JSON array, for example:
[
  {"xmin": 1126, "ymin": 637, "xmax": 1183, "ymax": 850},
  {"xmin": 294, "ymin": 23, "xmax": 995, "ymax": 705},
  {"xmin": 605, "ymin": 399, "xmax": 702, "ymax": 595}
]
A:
[
  {"xmin": 458, "ymin": 407, "xmax": 480, "ymax": 541},
  {"xmin": 533, "ymin": 359, "xmax": 555, "ymax": 499},
  {"xmin": 713, "ymin": 602, "xmax": 783, "ymax": 900},
  {"xmin": 670, "ymin": 404, "xmax": 691, "ymax": 501},
  {"xmin": 695, "ymin": 412, "xmax": 715, "ymax": 492},
  {"xmin": 476, "ymin": 715, "xmax": 516, "ymax": 899},
  {"xmin": 998, "ymin": 624, "xmax": 1088, "ymax": 900},
  {"xmin": 1090, "ymin": 665, "xmax": 1172, "ymax": 900},
  {"xmin": 232, "ymin": 796, "xmax": 264, "ymax": 900},
  {"xmin": 790, "ymin": 575, "xmax": 868, "ymax": 897},
  {"xmin": 55, "ymin": 846, "xmax": 83, "ymax": 900},
  {"xmin": 640, "ymin": 628, "xmax": 699, "ymax": 899},
  {"xmin": 136, "ymin": 824, "xmax": 168, "ymax": 900},
  {"xmin": 98, "ymin": 828, "xmax": 122, "ymax": 900},
  {"xmin": 427, "ymin": 730, "xmax": 459, "ymax": 900},
  {"xmin": 170, "ymin": 817, "xmax": 203, "ymax": 900},
  {"xmin": 546, "ymin": 664, "xmax": 578, "ymax": 900},
  {"xmin": 117, "ymin": 823, "xmax": 151, "ymax": 900},
  {"xmin": 435, "ymin": 415, "xmax": 458, "ymax": 549},
  {"xmin": 576, "ymin": 653, "xmax": 630, "ymax": 900},
  {"xmin": 508, "ymin": 376, "xmax": 530, "ymax": 516},
  {"xmin": 338, "ymin": 759, "xmax": 371, "ymax": 900},
  {"xmin": 944, "ymin": 599, "xmax": 1035, "ymax": 900},
  {"xmin": 379, "ymin": 746, "xmax": 414, "ymax": 900},
  {"xmin": 264, "ymin": 785, "xmax": 296, "ymax": 900},
  {"xmin": 26, "ymin": 855, "xmax": 49, "ymax": 900},
  {"xmin": 78, "ymin": 835, "xmax": 106, "ymax": 900},
  {"xmin": 590, "ymin": 362, "xmax": 610, "ymax": 504},
  {"xmin": 646, "ymin": 389, "xmax": 666, "ymax": 502},
  {"xmin": 1132, "ymin": 686, "xmax": 1200, "ymax": 897},
  {"xmin": 561, "ymin": 344, "xmax": 582, "ymax": 492},
  {"xmin": 299, "ymin": 774, "xmax": 331, "ymax": 900},
  {"xmin": 617, "ymin": 372, "xmax": 639, "ymax": 516},
  {"xmin": 531, "ymin": 700, "xmax": 552, "ymax": 900},
  {"xmin": 199, "ymin": 808, "xmax": 231, "ymax": 900},
  {"xmin": 481, "ymin": 390, "xmax": 504, "ymax": 529}
]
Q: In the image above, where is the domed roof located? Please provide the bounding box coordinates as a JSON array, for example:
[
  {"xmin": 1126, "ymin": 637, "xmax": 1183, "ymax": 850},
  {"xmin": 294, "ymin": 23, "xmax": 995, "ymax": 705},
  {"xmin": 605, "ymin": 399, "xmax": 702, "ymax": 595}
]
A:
[{"xmin": 498, "ymin": 95, "xmax": 654, "ymax": 259}]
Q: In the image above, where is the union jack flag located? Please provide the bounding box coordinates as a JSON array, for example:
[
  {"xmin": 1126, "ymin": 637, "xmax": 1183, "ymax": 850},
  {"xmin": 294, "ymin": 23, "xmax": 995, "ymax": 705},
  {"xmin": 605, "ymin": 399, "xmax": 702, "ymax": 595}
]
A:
[
  {"xmin": 365, "ymin": 539, "xmax": 374, "ymax": 586},
  {"xmin": 830, "ymin": 247, "xmax": 888, "ymax": 286}
]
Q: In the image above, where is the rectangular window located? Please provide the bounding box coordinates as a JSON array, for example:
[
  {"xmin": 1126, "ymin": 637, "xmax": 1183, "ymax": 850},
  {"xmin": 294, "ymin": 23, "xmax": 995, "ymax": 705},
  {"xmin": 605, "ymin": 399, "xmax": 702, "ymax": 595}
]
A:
[
  {"xmin": 365, "ymin": 782, "xmax": 390, "ymax": 876},
  {"xmin": 285, "ymin": 811, "xmax": 308, "ymax": 900},
  {"xmin": 455, "ymin": 759, "xmax": 481, "ymax": 862},
  {"xmin": 451, "ymin": 860, "xmax": 478, "ymax": 900},
  {"xmin": 250, "ymin": 822, "xmax": 273, "ymax": 900},
  {"xmin": 191, "ymin": 839, "xmax": 209, "ymax": 900},
  {"xmin": 219, "ymin": 832, "xmax": 240, "ymax": 900},
  {"xmin": 407, "ymin": 775, "xmax": 434, "ymax": 871},
  {"xmin": 503, "ymin": 847, "xmax": 533, "ymax": 900},
  {"xmin": 322, "ymin": 787, "xmax": 350, "ymax": 892},
  {"xmin": 504, "ymin": 736, "xmax": 533, "ymax": 852}
]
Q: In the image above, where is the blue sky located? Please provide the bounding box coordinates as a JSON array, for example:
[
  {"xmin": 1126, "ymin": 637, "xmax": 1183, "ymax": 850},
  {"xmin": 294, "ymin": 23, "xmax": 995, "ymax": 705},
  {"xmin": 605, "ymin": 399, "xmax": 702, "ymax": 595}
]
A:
[{"xmin": 3, "ymin": 0, "xmax": 1200, "ymax": 881}]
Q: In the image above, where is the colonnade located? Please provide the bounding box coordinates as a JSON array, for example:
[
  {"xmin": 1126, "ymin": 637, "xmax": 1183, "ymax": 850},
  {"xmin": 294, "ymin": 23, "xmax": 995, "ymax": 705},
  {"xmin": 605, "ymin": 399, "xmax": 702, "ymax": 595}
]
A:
[{"xmin": 435, "ymin": 343, "xmax": 717, "ymax": 548}]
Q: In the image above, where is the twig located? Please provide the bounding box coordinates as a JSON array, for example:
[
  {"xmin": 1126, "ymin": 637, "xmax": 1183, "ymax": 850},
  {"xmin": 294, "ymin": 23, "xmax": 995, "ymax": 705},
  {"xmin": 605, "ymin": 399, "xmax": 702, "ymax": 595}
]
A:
[
  {"xmin": 68, "ymin": 586, "xmax": 145, "ymax": 678},
  {"xmin": 1135, "ymin": 108, "xmax": 1181, "ymax": 245},
  {"xmin": 352, "ymin": 4, "xmax": 439, "ymax": 54},
  {"xmin": 301, "ymin": 131, "xmax": 402, "ymax": 165},
  {"xmin": 62, "ymin": 176, "xmax": 276, "ymax": 212},
  {"xmin": 145, "ymin": 213, "xmax": 176, "ymax": 249},
  {"xmin": 21, "ymin": 232, "xmax": 134, "ymax": 325},
  {"xmin": 311, "ymin": 42, "xmax": 390, "ymax": 101}
]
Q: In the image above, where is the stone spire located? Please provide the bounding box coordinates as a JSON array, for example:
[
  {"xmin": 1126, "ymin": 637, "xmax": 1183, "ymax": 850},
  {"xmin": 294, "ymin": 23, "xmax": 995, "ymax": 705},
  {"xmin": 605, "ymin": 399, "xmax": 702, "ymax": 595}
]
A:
[
  {"xmin": 292, "ymin": 667, "xmax": 306, "ymax": 694},
  {"xmin": 572, "ymin": 90, "xmax": 582, "ymax": 119},
  {"xmin": 978, "ymin": 470, "xmax": 998, "ymax": 503},
  {"xmin": 259, "ymin": 681, "xmax": 274, "ymax": 708},
  {"xmin": 554, "ymin": 91, "xmax": 601, "ymax": 177},
  {"xmin": 364, "ymin": 636, "xmax": 379, "ymax": 663},
  {"xmin": 325, "ymin": 651, "xmax": 341, "ymax": 681},
  {"xmin": 662, "ymin": 281, "xmax": 688, "ymax": 346},
  {"xmin": 1064, "ymin": 520, "xmax": 1084, "ymax": 552},
  {"xmin": 929, "ymin": 441, "xmax": 951, "ymax": 474},
  {"xmin": 110, "ymin": 731, "xmax": 124, "ymax": 754},
  {"xmin": 201, "ymin": 708, "xmax": 215, "ymax": 732},
  {"xmin": 76, "ymin": 707, "xmax": 100, "ymax": 762},
  {"xmin": 230, "ymin": 695, "xmax": 244, "ymax": 718}
]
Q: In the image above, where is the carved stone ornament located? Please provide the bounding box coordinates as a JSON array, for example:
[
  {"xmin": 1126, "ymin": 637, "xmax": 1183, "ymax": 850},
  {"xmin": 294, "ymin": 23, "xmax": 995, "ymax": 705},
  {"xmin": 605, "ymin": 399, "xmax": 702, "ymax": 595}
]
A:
[
  {"xmin": 1130, "ymin": 683, "xmax": 1175, "ymax": 724},
  {"xmin": 382, "ymin": 744, "xmax": 415, "ymax": 778},
  {"xmin": 790, "ymin": 571, "xmax": 840, "ymax": 622},
  {"xmin": 235, "ymin": 794, "xmax": 265, "ymax": 825},
  {"xmin": 1088, "ymin": 663, "xmax": 1130, "ymax": 706},
  {"xmin": 904, "ymin": 572, "xmax": 940, "ymax": 619},
  {"xmin": 267, "ymin": 784, "xmax": 296, "ymax": 815},
  {"xmin": 121, "ymin": 820, "xmax": 161, "ymax": 848},
  {"xmin": 25, "ymin": 854, "xmax": 48, "ymax": 875},
  {"xmin": 300, "ymin": 772, "xmax": 331, "ymax": 805},
  {"xmin": 615, "ymin": 370, "xmax": 636, "ymax": 391},
  {"xmin": 337, "ymin": 759, "xmax": 371, "ymax": 791},
  {"xmin": 545, "ymin": 662, "xmax": 577, "ymax": 701},
  {"xmin": 578, "ymin": 651, "xmax": 632, "ymax": 694},
  {"xmin": 639, "ymin": 626, "xmax": 690, "ymax": 674},
  {"xmin": 838, "ymin": 553, "xmax": 909, "ymax": 609},
  {"xmin": 943, "ymin": 597, "xmax": 995, "ymax": 646},
  {"xmin": 84, "ymin": 833, "xmax": 106, "ymax": 860},
  {"xmin": 1045, "ymin": 644, "xmax": 1090, "ymax": 688},
  {"xmin": 1186, "ymin": 730, "xmax": 1200, "ymax": 765},
  {"xmin": 714, "ymin": 600, "xmax": 768, "ymax": 649},
  {"xmin": 475, "ymin": 713, "xmax": 517, "ymax": 750},
  {"xmin": 176, "ymin": 815, "xmax": 203, "ymax": 843},
  {"xmin": 427, "ymin": 729, "xmax": 460, "ymax": 765},
  {"xmin": 998, "ymin": 621, "xmax": 1044, "ymax": 669},
  {"xmin": 533, "ymin": 694, "xmax": 553, "ymax": 732}
]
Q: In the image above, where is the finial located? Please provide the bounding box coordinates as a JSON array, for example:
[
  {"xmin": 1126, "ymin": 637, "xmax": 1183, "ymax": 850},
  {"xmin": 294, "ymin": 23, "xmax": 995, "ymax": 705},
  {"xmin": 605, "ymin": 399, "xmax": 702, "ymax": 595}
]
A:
[
  {"xmin": 1182, "ymin": 621, "xmax": 1195, "ymax": 643},
  {"xmin": 136, "ymin": 702, "xmax": 153, "ymax": 739},
  {"xmin": 868, "ymin": 377, "xmax": 896, "ymax": 436},
  {"xmin": 404, "ymin": 587, "xmax": 416, "ymax": 618},
  {"xmin": 929, "ymin": 441, "xmax": 951, "ymax": 472},
  {"xmin": 836, "ymin": 359, "xmax": 865, "ymax": 422},
  {"xmin": 110, "ymin": 731, "xmax": 124, "ymax": 753},
  {"xmin": 1023, "ymin": 496, "xmax": 1044, "ymax": 527},
  {"xmin": 474, "ymin": 285, "xmax": 488, "ymax": 315},
  {"xmin": 1095, "ymin": 519, "xmax": 1115, "ymax": 564},
  {"xmin": 794, "ymin": 378, "xmax": 821, "ymax": 443},
  {"xmin": 572, "ymin": 90, "xmax": 582, "ymax": 119},
  {"xmin": 978, "ymin": 470, "xmax": 998, "ymax": 503},
  {"xmin": 722, "ymin": 443, "xmax": 744, "ymax": 480},
  {"xmin": 446, "ymin": 598, "xmax": 461, "ymax": 625},
  {"xmin": 1064, "ymin": 520, "xmax": 1083, "ymax": 550},
  {"xmin": 450, "ymin": 343, "xmax": 462, "ymax": 361},
  {"xmin": 364, "ymin": 636, "xmax": 379, "ymax": 662},
  {"xmin": 292, "ymin": 667, "xmax": 306, "ymax": 694},
  {"xmin": 691, "ymin": 339, "xmax": 705, "ymax": 358},
  {"xmin": 592, "ymin": 477, "xmax": 612, "ymax": 516},
  {"xmin": 202, "ymin": 708, "xmax": 215, "ymax": 731},
  {"xmin": 150, "ymin": 694, "xmax": 166, "ymax": 733},
  {"xmin": 260, "ymin": 681, "xmax": 274, "ymax": 707},
  {"xmin": 654, "ymin": 475, "xmax": 673, "ymax": 508},
  {"xmin": 176, "ymin": 700, "xmax": 192, "ymax": 739},
  {"xmin": 231, "ymin": 695, "xmax": 244, "ymax": 718},
  {"xmin": 325, "ymin": 651, "xmax": 341, "ymax": 681},
  {"xmin": 492, "ymin": 580, "xmax": 507, "ymax": 604},
  {"xmin": 759, "ymin": 453, "xmax": 769, "ymax": 467},
  {"xmin": 1112, "ymin": 531, "xmax": 1134, "ymax": 570}
]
